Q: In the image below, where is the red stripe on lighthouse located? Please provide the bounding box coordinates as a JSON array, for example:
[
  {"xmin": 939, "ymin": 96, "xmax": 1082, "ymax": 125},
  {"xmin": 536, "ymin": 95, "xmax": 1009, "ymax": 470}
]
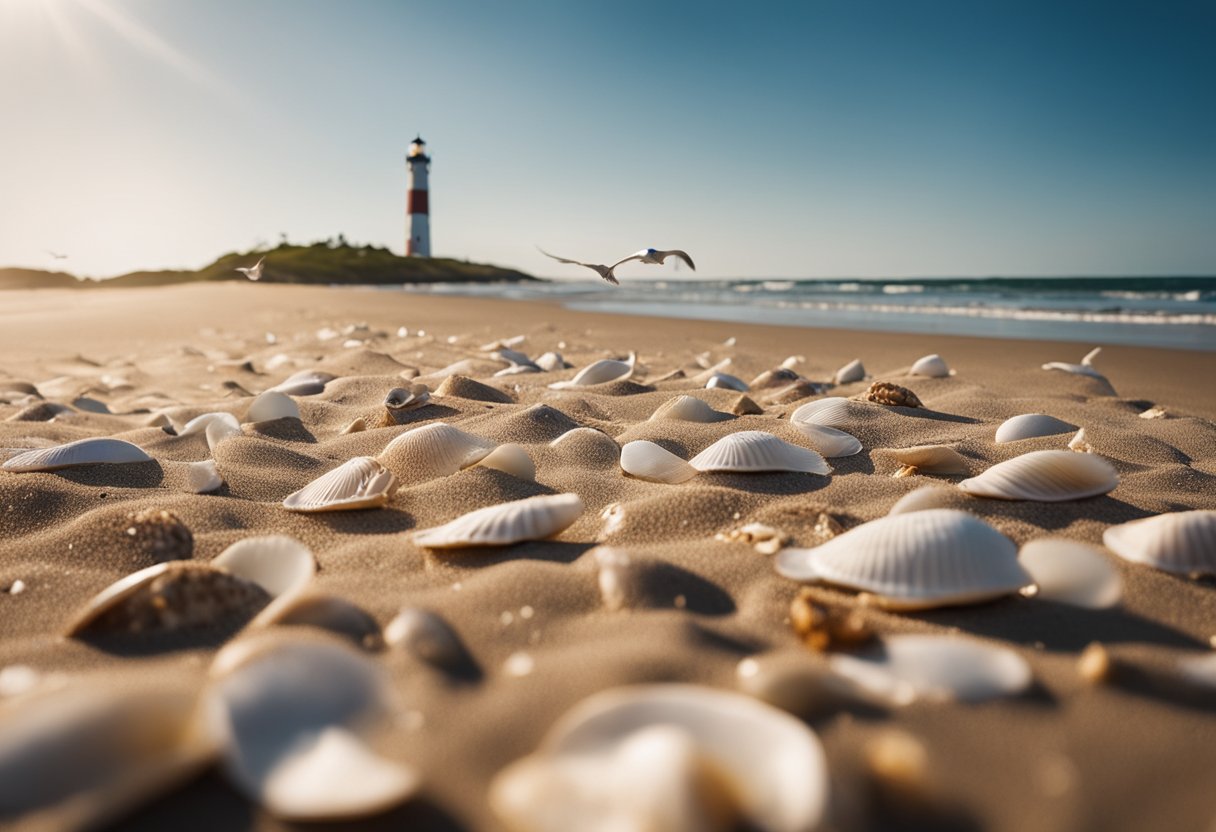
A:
[{"xmin": 407, "ymin": 190, "xmax": 429, "ymax": 215}]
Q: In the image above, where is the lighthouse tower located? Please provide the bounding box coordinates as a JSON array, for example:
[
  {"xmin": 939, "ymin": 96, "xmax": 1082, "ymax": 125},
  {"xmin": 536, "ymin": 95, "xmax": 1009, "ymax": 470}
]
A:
[{"xmin": 405, "ymin": 136, "xmax": 431, "ymax": 257}]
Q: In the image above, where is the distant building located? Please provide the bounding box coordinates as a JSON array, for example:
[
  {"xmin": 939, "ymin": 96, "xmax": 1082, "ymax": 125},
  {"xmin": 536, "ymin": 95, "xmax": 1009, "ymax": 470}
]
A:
[{"xmin": 406, "ymin": 136, "xmax": 431, "ymax": 257}]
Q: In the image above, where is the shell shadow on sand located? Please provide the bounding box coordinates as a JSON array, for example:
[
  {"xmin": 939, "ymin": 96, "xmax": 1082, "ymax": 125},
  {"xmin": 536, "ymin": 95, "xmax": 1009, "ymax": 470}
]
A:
[{"xmin": 45, "ymin": 460, "xmax": 165, "ymax": 489}]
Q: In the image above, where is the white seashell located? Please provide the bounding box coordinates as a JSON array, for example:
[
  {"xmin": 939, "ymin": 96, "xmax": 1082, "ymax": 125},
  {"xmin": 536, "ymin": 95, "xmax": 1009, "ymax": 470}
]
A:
[
  {"xmin": 412, "ymin": 493, "xmax": 585, "ymax": 549},
  {"xmin": 833, "ymin": 358, "xmax": 865, "ymax": 384},
  {"xmin": 548, "ymin": 354, "xmax": 635, "ymax": 389},
  {"xmin": 535, "ymin": 352, "xmax": 567, "ymax": 371},
  {"xmin": 490, "ymin": 347, "xmax": 538, "ymax": 368},
  {"xmin": 495, "ymin": 364, "xmax": 540, "ymax": 377},
  {"xmin": 689, "ymin": 431, "xmax": 831, "ymax": 475},
  {"xmin": 776, "ymin": 509, "xmax": 1031, "ymax": 610},
  {"xmin": 206, "ymin": 417, "xmax": 243, "ymax": 452},
  {"xmin": 619, "ymin": 441, "xmax": 698, "ymax": 484},
  {"xmin": 827, "ymin": 634, "xmax": 1032, "ymax": 704},
  {"xmin": 377, "ymin": 422, "xmax": 495, "ymax": 483},
  {"xmin": 2, "ymin": 438, "xmax": 152, "ymax": 472},
  {"xmin": 271, "ymin": 370, "xmax": 336, "ymax": 396},
  {"xmin": 282, "ymin": 457, "xmax": 397, "ymax": 512},
  {"xmin": 180, "ymin": 411, "xmax": 240, "ymax": 437},
  {"xmin": 384, "ymin": 607, "xmax": 470, "ymax": 670},
  {"xmin": 1139, "ymin": 405, "xmax": 1168, "ymax": 419},
  {"xmin": 788, "ymin": 422, "xmax": 862, "ymax": 458},
  {"xmin": 909, "ymin": 354, "xmax": 951, "ymax": 378},
  {"xmin": 1178, "ymin": 653, "xmax": 1216, "ymax": 691},
  {"xmin": 1018, "ymin": 538, "xmax": 1121, "ymax": 609},
  {"xmin": 689, "ymin": 356, "xmax": 733, "ymax": 382},
  {"xmin": 479, "ymin": 335, "xmax": 526, "ymax": 351},
  {"xmin": 649, "ymin": 395, "xmax": 731, "ymax": 423},
  {"xmin": 205, "ymin": 638, "xmax": 417, "ymax": 820},
  {"xmin": 789, "ymin": 397, "xmax": 854, "ymax": 428},
  {"xmin": 959, "ymin": 450, "xmax": 1119, "ymax": 501},
  {"xmin": 994, "ymin": 413, "xmax": 1078, "ymax": 443},
  {"xmin": 245, "ymin": 390, "xmax": 300, "ymax": 423},
  {"xmin": 704, "ymin": 372, "xmax": 749, "ymax": 392},
  {"xmin": 885, "ymin": 445, "xmax": 970, "ymax": 477},
  {"xmin": 489, "ymin": 684, "xmax": 829, "ymax": 832},
  {"xmin": 888, "ymin": 485, "xmax": 959, "ymax": 515},
  {"xmin": 477, "ymin": 443, "xmax": 536, "ymax": 481},
  {"xmin": 212, "ymin": 535, "xmax": 316, "ymax": 601},
  {"xmin": 187, "ymin": 459, "xmax": 224, "ymax": 493},
  {"xmin": 1068, "ymin": 428, "xmax": 1092, "ymax": 453},
  {"xmin": 1042, "ymin": 346, "xmax": 1104, "ymax": 378},
  {"xmin": 1101, "ymin": 510, "xmax": 1216, "ymax": 577},
  {"xmin": 384, "ymin": 385, "xmax": 431, "ymax": 412}
]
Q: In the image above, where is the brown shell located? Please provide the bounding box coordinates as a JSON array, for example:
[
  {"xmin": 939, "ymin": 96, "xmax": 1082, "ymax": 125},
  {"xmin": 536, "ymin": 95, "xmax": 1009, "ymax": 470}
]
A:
[
  {"xmin": 863, "ymin": 381, "xmax": 923, "ymax": 408},
  {"xmin": 731, "ymin": 395, "xmax": 764, "ymax": 415},
  {"xmin": 121, "ymin": 509, "xmax": 194, "ymax": 562}
]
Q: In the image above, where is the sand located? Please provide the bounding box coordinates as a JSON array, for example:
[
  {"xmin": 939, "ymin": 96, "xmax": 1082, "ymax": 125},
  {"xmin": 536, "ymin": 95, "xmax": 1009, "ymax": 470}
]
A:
[{"xmin": 1, "ymin": 283, "xmax": 1214, "ymax": 832}]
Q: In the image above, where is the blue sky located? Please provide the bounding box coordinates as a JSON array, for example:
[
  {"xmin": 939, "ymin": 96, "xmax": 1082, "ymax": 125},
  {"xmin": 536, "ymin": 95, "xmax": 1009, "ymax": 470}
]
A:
[{"xmin": 1, "ymin": 0, "xmax": 1213, "ymax": 279}]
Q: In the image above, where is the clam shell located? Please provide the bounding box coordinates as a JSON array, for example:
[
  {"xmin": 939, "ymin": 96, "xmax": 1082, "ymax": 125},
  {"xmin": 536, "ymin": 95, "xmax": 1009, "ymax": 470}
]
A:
[
  {"xmin": 245, "ymin": 390, "xmax": 300, "ymax": 423},
  {"xmin": 384, "ymin": 384, "xmax": 431, "ymax": 411},
  {"xmin": 282, "ymin": 457, "xmax": 398, "ymax": 512},
  {"xmin": 827, "ymin": 634, "xmax": 1032, "ymax": 704},
  {"xmin": 494, "ymin": 364, "xmax": 540, "ymax": 377},
  {"xmin": 1102, "ymin": 510, "xmax": 1216, "ymax": 576},
  {"xmin": 994, "ymin": 413, "xmax": 1078, "ymax": 443},
  {"xmin": 776, "ymin": 509, "xmax": 1031, "ymax": 610},
  {"xmin": 489, "ymin": 684, "xmax": 829, "ymax": 832},
  {"xmin": 887, "ymin": 485, "xmax": 960, "ymax": 515},
  {"xmin": 377, "ymin": 422, "xmax": 495, "ymax": 483},
  {"xmin": 959, "ymin": 450, "xmax": 1118, "ymax": 501},
  {"xmin": 909, "ymin": 354, "xmax": 950, "ymax": 378},
  {"xmin": 478, "ymin": 443, "xmax": 537, "ymax": 481},
  {"xmin": 186, "ymin": 460, "xmax": 224, "ymax": 493},
  {"xmin": 384, "ymin": 607, "xmax": 472, "ymax": 670},
  {"xmin": 1042, "ymin": 346, "xmax": 1104, "ymax": 378},
  {"xmin": 549, "ymin": 355, "xmax": 634, "ymax": 389},
  {"xmin": 206, "ymin": 417, "xmax": 243, "ymax": 452},
  {"xmin": 885, "ymin": 444, "xmax": 970, "ymax": 476},
  {"xmin": 535, "ymin": 352, "xmax": 568, "ymax": 371},
  {"xmin": 704, "ymin": 372, "xmax": 749, "ymax": 392},
  {"xmin": 789, "ymin": 397, "xmax": 854, "ymax": 428},
  {"xmin": 620, "ymin": 441, "xmax": 698, "ymax": 484},
  {"xmin": 649, "ymin": 395, "xmax": 731, "ymax": 423},
  {"xmin": 1018, "ymin": 538, "xmax": 1121, "ymax": 608},
  {"xmin": 1, "ymin": 437, "xmax": 152, "ymax": 472},
  {"xmin": 788, "ymin": 422, "xmax": 862, "ymax": 458},
  {"xmin": 689, "ymin": 431, "xmax": 831, "ymax": 475},
  {"xmin": 271, "ymin": 370, "xmax": 336, "ymax": 396},
  {"xmin": 833, "ymin": 358, "xmax": 865, "ymax": 384},
  {"xmin": 179, "ymin": 411, "xmax": 240, "ymax": 437},
  {"xmin": 412, "ymin": 493, "xmax": 585, "ymax": 549},
  {"xmin": 212, "ymin": 535, "xmax": 317, "ymax": 600},
  {"xmin": 750, "ymin": 367, "xmax": 801, "ymax": 390}
]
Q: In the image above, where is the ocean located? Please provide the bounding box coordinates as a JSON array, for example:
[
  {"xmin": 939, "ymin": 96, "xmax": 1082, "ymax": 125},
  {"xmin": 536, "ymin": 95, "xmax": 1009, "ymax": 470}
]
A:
[{"xmin": 403, "ymin": 276, "xmax": 1216, "ymax": 351}]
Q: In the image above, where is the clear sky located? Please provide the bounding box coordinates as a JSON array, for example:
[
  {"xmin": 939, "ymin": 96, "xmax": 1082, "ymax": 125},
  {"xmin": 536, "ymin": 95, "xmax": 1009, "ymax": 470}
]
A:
[{"xmin": 1, "ymin": 0, "xmax": 1214, "ymax": 280}]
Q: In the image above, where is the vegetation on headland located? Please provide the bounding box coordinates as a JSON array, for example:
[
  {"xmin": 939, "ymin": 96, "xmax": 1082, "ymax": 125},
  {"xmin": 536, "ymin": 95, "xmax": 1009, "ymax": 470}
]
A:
[{"xmin": 0, "ymin": 239, "xmax": 537, "ymax": 289}]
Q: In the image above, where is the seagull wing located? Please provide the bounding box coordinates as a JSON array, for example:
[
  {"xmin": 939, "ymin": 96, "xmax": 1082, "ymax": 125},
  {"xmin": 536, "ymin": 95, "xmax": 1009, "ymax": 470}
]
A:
[
  {"xmin": 538, "ymin": 247, "xmax": 619, "ymax": 286},
  {"xmin": 254, "ymin": 256, "xmax": 265, "ymax": 268},
  {"xmin": 657, "ymin": 250, "xmax": 696, "ymax": 271},
  {"xmin": 608, "ymin": 251, "xmax": 647, "ymax": 269}
]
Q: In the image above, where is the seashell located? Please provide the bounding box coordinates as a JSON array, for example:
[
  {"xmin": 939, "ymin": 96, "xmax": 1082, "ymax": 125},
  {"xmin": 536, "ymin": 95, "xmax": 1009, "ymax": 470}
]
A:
[
  {"xmin": 245, "ymin": 390, "xmax": 300, "ymax": 423},
  {"xmin": 827, "ymin": 634, "xmax": 1032, "ymax": 704},
  {"xmin": 477, "ymin": 443, "xmax": 536, "ymax": 481},
  {"xmin": 863, "ymin": 381, "xmax": 922, "ymax": 408},
  {"xmin": 704, "ymin": 372, "xmax": 749, "ymax": 392},
  {"xmin": 282, "ymin": 457, "xmax": 398, "ymax": 512},
  {"xmin": 1067, "ymin": 428, "xmax": 1092, "ymax": 453},
  {"xmin": 2, "ymin": 437, "xmax": 152, "ymax": 472},
  {"xmin": 789, "ymin": 397, "xmax": 854, "ymax": 428},
  {"xmin": 206, "ymin": 417, "xmax": 243, "ymax": 452},
  {"xmin": 764, "ymin": 380, "xmax": 826, "ymax": 406},
  {"xmin": 121, "ymin": 508, "xmax": 194, "ymax": 561},
  {"xmin": 689, "ymin": 356, "xmax": 733, "ymax": 382},
  {"xmin": 72, "ymin": 396, "xmax": 111, "ymax": 414},
  {"xmin": 780, "ymin": 355, "xmax": 804, "ymax": 369},
  {"xmin": 253, "ymin": 593, "xmax": 382, "ymax": 648},
  {"xmin": 271, "ymin": 370, "xmax": 336, "ymax": 396},
  {"xmin": 619, "ymin": 440, "xmax": 698, "ymax": 484},
  {"xmin": 833, "ymin": 358, "xmax": 865, "ymax": 384},
  {"xmin": 788, "ymin": 590, "xmax": 873, "ymax": 652},
  {"xmin": 888, "ymin": 485, "xmax": 959, "ymax": 515},
  {"xmin": 412, "ymin": 493, "xmax": 585, "ymax": 549},
  {"xmin": 689, "ymin": 431, "xmax": 831, "ymax": 475},
  {"xmin": 548, "ymin": 428, "xmax": 621, "ymax": 467},
  {"xmin": 715, "ymin": 523, "xmax": 790, "ymax": 555},
  {"xmin": 750, "ymin": 367, "xmax": 801, "ymax": 390},
  {"xmin": 736, "ymin": 650, "xmax": 874, "ymax": 719},
  {"xmin": 1178, "ymin": 653, "xmax": 1216, "ymax": 691},
  {"xmin": 494, "ymin": 364, "xmax": 539, "ymax": 377},
  {"xmin": 435, "ymin": 374, "xmax": 512, "ymax": 403},
  {"xmin": 180, "ymin": 411, "xmax": 240, "ymax": 437},
  {"xmin": 1101, "ymin": 510, "xmax": 1216, "ymax": 577},
  {"xmin": 731, "ymin": 394, "xmax": 763, "ymax": 415},
  {"xmin": 205, "ymin": 637, "xmax": 418, "ymax": 820},
  {"xmin": 1017, "ymin": 539, "xmax": 1121, "ymax": 608},
  {"xmin": 490, "ymin": 347, "xmax": 538, "ymax": 368},
  {"xmin": 342, "ymin": 417, "xmax": 367, "ymax": 435},
  {"xmin": 645, "ymin": 367, "xmax": 686, "ymax": 384},
  {"xmin": 384, "ymin": 383, "xmax": 432, "ymax": 411},
  {"xmin": 1042, "ymin": 346, "xmax": 1104, "ymax": 378},
  {"xmin": 489, "ymin": 684, "xmax": 829, "ymax": 832},
  {"xmin": 384, "ymin": 607, "xmax": 472, "ymax": 670},
  {"xmin": 535, "ymin": 351, "xmax": 568, "ymax": 371},
  {"xmin": 649, "ymin": 395, "xmax": 732, "ymax": 423},
  {"xmin": 994, "ymin": 413, "xmax": 1078, "ymax": 443},
  {"xmin": 377, "ymin": 422, "xmax": 495, "ymax": 483},
  {"xmin": 1077, "ymin": 642, "xmax": 1114, "ymax": 685},
  {"xmin": 908, "ymin": 354, "xmax": 951, "ymax": 378},
  {"xmin": 1139, "ymin": 405, "xmax": 1168, "ymax": 419},
  {"xmin": 775, "ymin": 509, "xmax": 1031, "ymax": 610},
  {"xmin": 479, "ymin": 335, "xmax": 526, "ymax": 351},
  {"xmin": 212, "ymin": 535, "xmax": 316, "ymax": 604},
  {"xmin": 959, "ymin": 450, "xmax": 1118, "ymax": 501},
  {"xmin": 788, "ymin": 422, "xmax": 862, "ymax": 458},
  {"xmin": 884, "ymin": 444, "xmax": 969, "ymax": 477},
  {"xmin": 548, "ymin": 354, "xmax": 635, "ymax": 389}
]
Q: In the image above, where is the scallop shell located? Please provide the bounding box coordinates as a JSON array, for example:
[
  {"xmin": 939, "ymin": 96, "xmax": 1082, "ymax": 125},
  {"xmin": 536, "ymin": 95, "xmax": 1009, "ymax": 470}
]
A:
[
  {"xmin": 789, "ymin": 397, "xmax": 854, "ymax": 428},
  {"xmin": 619, "ymin": 441, "xmax": 698, "ymax": 484},
  {"xmin": 1101, "ymin": 510, "xmax": 1216, "ymax": 576},
  {"xmin": 535, "ymin": 352, "xmax": 568, "ymax": 371},
  {"xmin": 887, "ymin": 485, "xmax": 960, "ymax": 515},
  {"xmin": 384, "ymin": 384, "xmax": 431, "ymax": 411},
  {"xmin": 180, "ymin": 411, "xmax": 240, "ymax": 437},
  {"xmin": 548, "ymin": 354, "xmax": 634, "ymax": 389},
  {"xmin": 704, "ymin": 372, "xmax": 750, "ymax": 392},
  {"xmin": 245, "ymin": 390, "xmax": 300, "ymax": 423},
  {"xmin": 689, "ymin": 431, "xmax": 831, "ymax": 475},
  {"xmin": 186, "ymin": 460, "xmax": 224, "ymax": 493},
  {"xmin": 776, "ymin": 509, "xmax": 1031, "ymax": 610},
  {"xmin": 649, "ymin": 395, "xmax": 732, "ymax": 423},
  {"xmin": 788, "ymin": 422, "xmax": 862, "ymax": 458},
  {"xmin": 1018, "ymin": 538, "xmax": 1122, "ymax": 608},
  {"xmin": 1042, "ymin": 346, "xmax": 1104, "ymax": 378},
  {"xmin": 489, "ymin": 684, "xmax": 829, "ymax": 832},
  {"xmin": 885, "ymin": 445, "xmax": 970, "ymax": 477},
  {"xmin": 478, "ymin": 443, "xmax": 536, "ymax": 481},
  {"xmin": 2, "ymin": 437, "xmax": 152, "ymax": 472},
  {"xmin": 909, "ymin": 354, "xmax": 951, "ymax": 378},
  {"xmin": 271, "ymin": 370, "xmax": 336, "ymax": 396},
  {"xmin": 959, "ymin": 450, "xmax": 1119, "ymax": 501},
  {"xmin": 833, "ymin": 358, "xmax": 865, "ymax": 384},
  {"xmin": 282, "ymin": 457, "xmax": 398, "ymax": 512},
  {"xmin": 384, "ymin": 607, "xmax": 472, "ymax": 671},
  {"xmin": 377, "ymin": 422, "xmax": 495, "ymax": 483},
  {"xmin": 827, "ymin": 634, "xmax": 1032, "ymax": 704},
  {"xmin": 412, "ymin": 493, "xmax": 585, "ymax": 549},
  {"xmin": 994, "ymin": 413, "xmax": 1078, "ymax": 443}
]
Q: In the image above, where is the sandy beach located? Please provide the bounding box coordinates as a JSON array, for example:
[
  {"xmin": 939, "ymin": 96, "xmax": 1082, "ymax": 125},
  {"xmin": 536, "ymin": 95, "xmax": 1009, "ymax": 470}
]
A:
[{"xmin": 2, "ymin": 283, "xmax": 1215, "ymax": 832}]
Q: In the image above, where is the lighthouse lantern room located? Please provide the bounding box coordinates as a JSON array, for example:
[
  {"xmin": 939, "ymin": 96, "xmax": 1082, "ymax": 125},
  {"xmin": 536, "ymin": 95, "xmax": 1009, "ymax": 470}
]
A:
[{"xmin": 406, "ymin": 136, "xmax": 431, "ymax": 257}]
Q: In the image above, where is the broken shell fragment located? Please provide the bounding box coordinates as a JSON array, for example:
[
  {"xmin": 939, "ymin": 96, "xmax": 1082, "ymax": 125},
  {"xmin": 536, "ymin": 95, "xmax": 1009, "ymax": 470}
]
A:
[
  {"xmin": 884, "ymin": 445, "xmax": 969, "ymax": 478},
  {"xmin": 186, "ymin": 459, "xmax": 224, "ymax": 493},
  {"xmin": 412, "ymin": 493, "xmax": 585, "ymax": 549},
  {"xmin": 282, "ymin": 457, "xmax": 398, "ymax": 512},
  {"xmin": 959, "ymin": 450, "xmax": 1118, "ymax": 502},
  {"xmin": 1042, "ymin": 346, "xmax": 1104, "ymax": 378},
  {"xmin": 620, "ymin": 440, "xmax": 698, "ymax": 484}
]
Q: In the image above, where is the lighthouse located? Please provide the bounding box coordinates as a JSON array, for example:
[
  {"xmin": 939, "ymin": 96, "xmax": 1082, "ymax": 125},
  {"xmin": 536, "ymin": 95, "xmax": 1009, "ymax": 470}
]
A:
[{"xmin": 405, "ymin": 136, "xmax": 431, "ymax": 257}]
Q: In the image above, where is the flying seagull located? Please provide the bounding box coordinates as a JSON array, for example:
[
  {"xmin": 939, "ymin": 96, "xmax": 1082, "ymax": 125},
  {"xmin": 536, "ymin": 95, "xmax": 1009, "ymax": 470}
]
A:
[
  {"xmin": 537, "ymin": 247, "xmax": 621, "ymax": 285},
  {"xmin": 537, "ymin": 246, "xmax": 696, "ymax": 285},
  {"xmin": 236, "ymin": 256, "xmax": 265, "ymax": 281}
]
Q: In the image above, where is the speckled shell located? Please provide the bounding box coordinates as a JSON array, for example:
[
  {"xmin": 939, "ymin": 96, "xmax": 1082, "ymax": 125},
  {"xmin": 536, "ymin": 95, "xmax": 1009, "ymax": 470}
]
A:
[
  {"xmin": 412, "ymin": 493, "xmax": 585, "ymax": 549},
  {"xmin": 2, "ymin": 438, "xmax": 152, "ymax": 472},
  {"xmin": 619, "ymin": 441, "xmax": 698, "ymax": 484},
  {"xmin": 994, "ymin": 413, "xmax": 1078, "ymax": 443},
  {"xmin": 649, "ymin": 395, "xmax": 731, "ymax": 423},
  {"xmin": 959, "ymin": 450, "xmax": 1118, "ymax": 501},
  {"xmin": 909, "ymin": 354, "xmax": 950, "ymax": 378},
  {"xmin": 282, "ymin": 457, "xmax": 398, "ymax": 512},
  {"xmin": 1102, "ymin": 510, "xmax": 1216, "ymax": 576},
  {"xmin": 689, "ymin": 431, "xmax": 831, "ymax": 475}
]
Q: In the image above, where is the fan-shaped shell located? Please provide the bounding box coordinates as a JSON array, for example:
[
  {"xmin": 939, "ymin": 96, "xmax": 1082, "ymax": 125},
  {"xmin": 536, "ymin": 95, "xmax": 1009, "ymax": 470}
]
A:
[
  {"xmin": 788, "ymin": 422, "xmax": 862, "ymax": 458},
  {"xmin": 245, "ymin": 390, "xmax": 300, "ymax": 423},
  {"xmin": 789, "ymin": 397, "xmax": 854, "ymax": 428},
  {"xmin": 1102, "ymin": 510, "xmax": 1216, "ymax": 576},
  {"xmin": 489, "ymin": 684, "xmax": 829, "ymax": 832},
  {"xmin": 282, "ymin": 457, "xmax": 397, "ymax": 512},
  {"xmin": 549, "ymin": 356, "xmax": 634, "ymax": 389},
  {"xmin": 833, "ymin": 358, "xmax": 865, "ymax": 384},
  {"xmin": 909, "ymin": 354, "xmax": 950, "ymax": 378},
  {"xmin": 994, "ymin": 413, "xmax": 1078, "ymax": 443},
  {"xmin": 885, "ymin": 445, "xmax": 970, "ymax": 476},
  {"xmin": 689, "ymin": 431, "xmax": 830, "ymax": 475},
  {"xmin": 412, "ymin": 493, "xmax": 585, "ymax": 549},
  {"xmin": 959, "ymin": 450, "xmax": 1118, "ymax": 501},
  {"xmin": 478, "ymin": 443, "xmax": 536, "ymax": 481},
  {"xmin": 180, "ymin": 411, "xmax": 240, "ymax": 437},
  {"xmin": 649, "ymin": 395, "xmax": 731, "ymax": 423},
  {"xmin": 775, "ymin": 509, "xmax": 1031, "ymax": 610},
  {"xmin": 187, "ymin": 459, "xmax": 224, "ymax": 493},
  {"xmin": 377, "ymin": 422, "xmax": 495, "ymax": 483},
  {"xmin": 271, "ymin": 370, "xmax": 336, "ymax": 396},
  {"xmin": 705, "ymin": 372, "xmax": 749, "ymax": 392},
  {"xmin": 620, "ymin": 441, "xmax": 698, "ymax": 484},
  {"xmin": 1018, "ymin": 538, "xmax": 1121, "ymax": 608},
  {"xmin": 211, "ymin": 535, "xmax": 316, "ymax": 600},
  {"xmin": 2, "ymin": 437, "xmax": 152, "ymax": 472},
  {"xmin": 384, "ymin": 607, "xmax": 472, "ymax": 671}
]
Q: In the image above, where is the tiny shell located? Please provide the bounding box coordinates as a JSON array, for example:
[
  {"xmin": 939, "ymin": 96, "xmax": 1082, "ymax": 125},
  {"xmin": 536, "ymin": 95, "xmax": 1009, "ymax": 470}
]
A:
[
  {"xmin": 535, "ymin": 352, "xmax": 568, "ymax": 371},
  {"xmin": 377, "ymin": 422, "xmax": 495, "ymax": 483},
  {"xmin": 704, "ymin": 372, "xmax": 750, "ymax": 392},
  {"xmin": 788, "ymin": 422, "xmax": 862, "ymax": 458},
  {"xmin": 909, "ymin": 354, "xmax": 951, "ymax": 378},
  {"xmin": 619, "ymin": 441, "xmax": 698, "ymax": 484},
  {"xmin": 750, "ymin": 367, "xmax": 801, "ymax": 390},
  {"xmin": 1068, "ymin": 428, "xmax": 1092, "ymax": 453},
  {"xmin": 384, "ymin": 607, "xmax": 472, "ymax": 670},
  {"xmin": 885, "ymin": 445, "xmax": 969, "ymax": 477},
  {"xmin": 384, "ymin": 384, "xmax": 432, "ymax": 411},
  {"xmin": 1101, "ymin": 510, "xmax": 1216, "ymax": 576},
  {"xmin": 206, "ymin": 417, "xmax": 243, "ymax": 452},
  {"xmin": 649, "ymin": 395, "xmax": 732, "ymax": 423},
  {"xmin": 1139, "ymin": 405, "xmax": 1168, "ymax": 420},
  {"xmin": 185, "ymin": 461, "xmax": 224, "ymax": 499},
  {"xmin": 412, "ymin": 493, "xmax": 585, "ymax": 549},
  {"xmin": 959, "ymin": 450, "xmax": 1118, "ymax": 501},
  {"xmin": 994, "ymin": 413, "xmax": 1078, "ymax": 443},
  {"xmin": 790, "ymin": 397, "xmax": 854, "ymax": 428},
  {"xmin": 863, "ymin": 381, "xmax": 922, "ymax": 408},
  {"xmin": 478, "ymin": 443, "xmax": 537, "ymax": 481},
  {"xmin": 2, "ymin": 437, "xmax": 152, "ymax": 472},
  {"xmin": 548, "ymin": 354, "xmax": 634, "ymax": 389},
  {"xmin": 689, "ymin": 431, "xmax": 831, "ymax": 475},
  {"xmin": 282, "ymin": 457, "xmax": 398, "ymax": 512},
  {"xmin": 245, "ymin": 390, "xmax": 300, "ymax": 423},
  {"xmin": 1018, "ymin": 538, "xmax": 1121, "ymax": 609},
  {"xmin": 833, "ymin": 358, "xmax": 865, "ymax": 384}
]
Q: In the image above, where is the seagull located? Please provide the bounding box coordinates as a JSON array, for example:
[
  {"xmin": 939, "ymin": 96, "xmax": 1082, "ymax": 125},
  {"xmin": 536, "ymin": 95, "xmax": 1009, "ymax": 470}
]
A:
[
  {"xmin": 538, "ymin": 246, "xmax": 696, "ymax": 285},
  {"xmin": 537, "ymin": 248, "xmax": 621, "ymax": 285},
  {"xmin": 236, "ymin": 256, "xmax": 265, "ymax": 281}
]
